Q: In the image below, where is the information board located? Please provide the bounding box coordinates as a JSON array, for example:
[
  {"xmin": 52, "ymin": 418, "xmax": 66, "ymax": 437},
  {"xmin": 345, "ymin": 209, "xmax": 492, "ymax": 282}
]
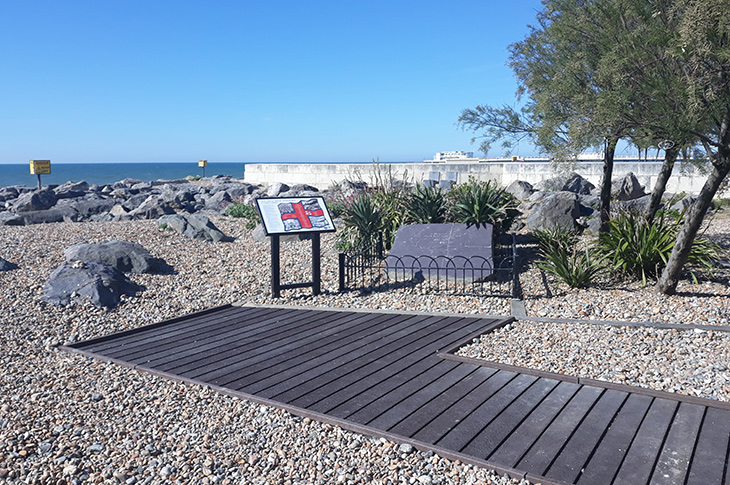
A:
[
  {"xmin": 256, "ymin": 197, "xmax": 336, "ymax": 236},
  {"xmin": 30, "ymin": 160, "xmax": 51, "ymax": 175}
]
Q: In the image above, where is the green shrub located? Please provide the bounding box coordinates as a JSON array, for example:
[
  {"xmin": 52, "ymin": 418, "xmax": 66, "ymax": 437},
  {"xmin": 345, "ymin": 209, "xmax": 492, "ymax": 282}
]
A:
[
  {"xmin": 226, "ymin": 199, "xmax": 260, "ymax": 230},
  {"xmin": 532, "ymin": 225, "xmax": 579, "ymax": 255},
  {"xmin": 594, "ymin": 209, "xmax": 719, "ymax": 285},
  {"xmin": 339, "ymin": 194, "xmax": 382, "ymax": 250},
  {"xmin": 536, "ymin": 245, "xmax": 605, "ymax": 288},
  {"xmin": 448, "ymin": 178, "xmax": 519, "ymax": 232},
  {"xmin": 407, "ymin": 184, "xmax": 448, "ymax": 224}
]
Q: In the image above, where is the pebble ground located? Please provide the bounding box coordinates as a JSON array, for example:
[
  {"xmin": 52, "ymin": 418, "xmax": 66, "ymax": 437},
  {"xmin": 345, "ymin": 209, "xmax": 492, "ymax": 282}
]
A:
[{"xmin": 1, "ymin": 213, "xmax": 728, "ymax": 484}]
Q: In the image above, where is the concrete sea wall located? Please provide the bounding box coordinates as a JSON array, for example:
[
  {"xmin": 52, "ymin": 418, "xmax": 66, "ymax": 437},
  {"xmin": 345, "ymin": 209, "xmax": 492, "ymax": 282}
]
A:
[{"xmin": 244, "ymin": 161, "xmax": 715, "ymax": 195}]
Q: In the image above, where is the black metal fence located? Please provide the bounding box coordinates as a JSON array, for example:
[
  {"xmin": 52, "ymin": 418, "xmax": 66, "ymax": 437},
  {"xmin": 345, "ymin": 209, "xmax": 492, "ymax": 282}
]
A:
[{"xmin": 338, "ymin": 233, "xmax": 521, "ymax": 298}]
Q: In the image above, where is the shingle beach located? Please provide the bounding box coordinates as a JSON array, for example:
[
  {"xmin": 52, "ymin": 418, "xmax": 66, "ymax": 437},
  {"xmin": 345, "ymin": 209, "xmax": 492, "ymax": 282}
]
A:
[{"xmin": 1, "ymin": 213, "xmax": 728, "ymax": 484}]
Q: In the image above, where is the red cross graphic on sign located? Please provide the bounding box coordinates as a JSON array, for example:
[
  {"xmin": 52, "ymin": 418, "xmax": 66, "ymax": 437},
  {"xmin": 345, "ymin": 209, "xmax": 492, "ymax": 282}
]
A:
[{"xmin": 280, "ymin": 201, "xmax": 324, "ymax": 229}]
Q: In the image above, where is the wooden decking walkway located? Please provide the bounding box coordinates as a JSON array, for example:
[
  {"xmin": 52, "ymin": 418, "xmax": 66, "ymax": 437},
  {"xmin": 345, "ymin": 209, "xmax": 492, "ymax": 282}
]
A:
[{"xmin": 62, "ymin": 304, "xmax": 730, "ymax": 485}]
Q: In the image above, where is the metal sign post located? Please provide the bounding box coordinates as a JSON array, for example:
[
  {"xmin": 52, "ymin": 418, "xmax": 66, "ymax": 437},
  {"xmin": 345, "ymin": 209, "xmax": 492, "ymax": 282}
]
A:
[
  {"xmin": 30, "ymin": 160, "xmax": 51, "ymax": 189},
  {"xmin": 256, "ymin": 196, "xmax": 335, "ymax": 298},
  {"xmin": 198, "ymin": 160, "xmax": 207, "ymax": 178}
]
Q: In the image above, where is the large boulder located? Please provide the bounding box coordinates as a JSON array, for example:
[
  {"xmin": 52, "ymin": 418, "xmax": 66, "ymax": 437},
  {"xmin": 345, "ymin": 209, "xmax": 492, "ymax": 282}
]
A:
[
  {"xmin": 0, "ymin": 257, "xmax": 18, "ymax": 271},
  {"xmin": 127, "ymin": 195, "xmax": 175, "ymax": 220},
  {"xmin": 266, "ymin": 182, "xmax": 290, "ymax": 197},
  {"xmin": 612, "ymin": 172, "xmax": 646, "ymax": 201},
  {"xmin": 158, "ymin": 214, "xmax": 234, "ymax": 243},
  {"xmin": 54, "ymin": 181, "xmax": 89, "ymax": 199},
  {"xmin": 56, "ymin": 195, "xmax": 116, "ymax": 219},
  {"xmin": 0, "ymin": 213, "xmax": 24, "ymax": 226},
  {"xmin": 505, "ymin": 180, "xmax": 535, "ymax": 201},
  {"xmin": 18, "ymin": 206, "xmax": 80, "ymax": 224},
  {"xmin": 0, "ymin": 187, "xmax": 19, "ymax": 202},
  {"xmin": 525, "ymin": 192, "xmax": 580, "ymax": 231},
  {"xmin": 64, "ymin": 241, "xmax": 171, "ymax": 274},
  {"xmin": 613, "ymin": 194, "xmax": 652, "ymax": 214},
  {"xmin": 41, "ymin": 261, "xmax": 143, "ymax": 309},
  {"xmin": 562, "ymin": 173, "xmax": 595, "ymax": 195},
  {"xmin": 13, "ymin": 188, "xmax": 57, "ymax": 212},
  {"xmin": 161, "ymin": 184, "xmax": 197, "ymax": 211}
]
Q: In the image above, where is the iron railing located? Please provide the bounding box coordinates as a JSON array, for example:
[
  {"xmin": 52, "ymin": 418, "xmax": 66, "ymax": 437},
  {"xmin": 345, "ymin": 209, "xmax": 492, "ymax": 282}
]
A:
[{"xmin": 338, "ymin": 232, "xmax": 521, "ymax": 298}]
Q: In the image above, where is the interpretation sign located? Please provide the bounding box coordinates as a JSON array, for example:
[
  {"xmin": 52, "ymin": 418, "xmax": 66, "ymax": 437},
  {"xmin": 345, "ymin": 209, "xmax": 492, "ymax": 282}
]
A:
[
  {"xmin": 256, "ymin": 197, "xmax": 336, "ymax": 236},
  {"xmin": 30, "ymin": 160, "xmax": 51, "ymax": 175},
  {"xmin": 386, "ymin": 223, "xmax": 494, "ymax": 282}
]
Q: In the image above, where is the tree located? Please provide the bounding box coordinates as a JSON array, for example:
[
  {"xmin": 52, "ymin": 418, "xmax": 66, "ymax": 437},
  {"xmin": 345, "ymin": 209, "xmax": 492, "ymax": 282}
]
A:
[{"xmin": 657, "ymin": 0, "xmax": 730, "ymax": 294}]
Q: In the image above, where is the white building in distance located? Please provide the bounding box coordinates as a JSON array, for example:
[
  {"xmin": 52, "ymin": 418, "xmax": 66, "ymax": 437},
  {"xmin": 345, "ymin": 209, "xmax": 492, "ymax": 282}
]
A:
[{"xmin": 432, "ymin": 151, "xmax": 475, "ymax": 161}]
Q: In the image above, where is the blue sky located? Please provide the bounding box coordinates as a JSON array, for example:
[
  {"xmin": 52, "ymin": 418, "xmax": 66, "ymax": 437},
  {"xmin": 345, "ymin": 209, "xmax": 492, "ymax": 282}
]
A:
[{"xmin": 0, "ymin": 1, "xmax": 546, "ymax": 164}]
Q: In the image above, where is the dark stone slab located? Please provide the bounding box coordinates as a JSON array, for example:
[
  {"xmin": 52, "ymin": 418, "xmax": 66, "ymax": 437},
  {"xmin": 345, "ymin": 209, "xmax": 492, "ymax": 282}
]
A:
[{"xmin": 386, "ymin": 223, "xmax": 493, "ymax": 282}]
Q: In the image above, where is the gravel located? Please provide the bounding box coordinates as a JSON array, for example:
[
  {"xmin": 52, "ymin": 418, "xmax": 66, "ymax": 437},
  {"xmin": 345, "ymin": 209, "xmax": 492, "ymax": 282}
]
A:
[{"xmin": 0, "ymin": 213, "xmax": 728, "ymax": 483}]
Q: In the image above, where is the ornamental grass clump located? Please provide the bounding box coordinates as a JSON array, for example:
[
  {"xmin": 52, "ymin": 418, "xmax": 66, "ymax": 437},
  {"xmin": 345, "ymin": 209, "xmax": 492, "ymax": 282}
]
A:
[
  {"xmin": 449, "ymin": 178, "xmax": 519, "ymax": 232},
  {"xmin": 594, "ymin": 209, "xmax": 720, "ymax": 286},
  {"xmin": 407, "ymin": 184, "xmax": 448, "ymax": 224},
  {"xmin": 532, "ymin": 225, "xmax": 604, "ymax": 288}
]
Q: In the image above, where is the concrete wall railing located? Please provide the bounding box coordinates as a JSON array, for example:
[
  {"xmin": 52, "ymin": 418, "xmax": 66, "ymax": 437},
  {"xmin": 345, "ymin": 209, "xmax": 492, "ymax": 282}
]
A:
[{"xmin": 244, "ymin": 161, "xmax": 717, "ymax": 196}]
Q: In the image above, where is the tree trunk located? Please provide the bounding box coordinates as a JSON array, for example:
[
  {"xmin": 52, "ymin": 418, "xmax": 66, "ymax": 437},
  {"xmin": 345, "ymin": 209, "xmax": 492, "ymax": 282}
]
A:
[
  {"xmin": 644, "ymin": 146, "xmax": 679, "ymax": 224},
  {"xmin": 599, "ymin": 137, "xmax": 618, "ymax": 233},
  {"xmin": 657, "ymin": 153, "xmax": 730, "ymax": 294}
]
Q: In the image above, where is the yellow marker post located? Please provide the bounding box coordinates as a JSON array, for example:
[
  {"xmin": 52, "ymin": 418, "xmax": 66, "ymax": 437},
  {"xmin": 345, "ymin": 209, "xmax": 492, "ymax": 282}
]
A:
[
  {"xmin": 198, "ymin": 160, "xmax": 208, "ymax": 178},
  {"xmin": 30, "ymin": 160, "xmax": 51, "ymax": 189}
]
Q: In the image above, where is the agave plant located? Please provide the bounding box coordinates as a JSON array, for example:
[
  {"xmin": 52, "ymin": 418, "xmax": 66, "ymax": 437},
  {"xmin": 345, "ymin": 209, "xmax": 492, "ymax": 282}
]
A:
[
  {"xmin": 594, "ymin": 209, "xmax": 720, "ymax": 285},
  {"xmin": 532, "ymin": 225, "xmax": 580, "ymax": 256},
  {"xmin": 448, "ymin": 178, "xmax": 519, "ymax": 232},
  {"xmin": 535, "ymin": 244, "xmax": 605, "ymax": 288},
  {"xmin": 340, "ymin": 194, "xmax": 381, "ymax": 248},
  {"xmin": 407, "ymin": 184, "xmax": 448, "ymax": 224}
]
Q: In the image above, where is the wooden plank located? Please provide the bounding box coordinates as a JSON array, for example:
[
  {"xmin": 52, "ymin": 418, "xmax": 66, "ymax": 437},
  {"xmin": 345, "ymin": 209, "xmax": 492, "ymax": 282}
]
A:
[
  {"xmin": 576, "ymin": 393, "xmax": 653, "ymax": 485},
  {"xmin": 685, "ymin": 407, "xmax": 730, "ymax": 485},
  {"xmin": 545, "ymin": 389, "xmax": 628, "ymax": 484},
  {"xmin": 460, "ymin": 378, "xmax": 560, "ymax": 460},
  {"xmin": 650, "ymin": 402, "xmax": 706, "ymax": 485},
  {"xmin": 285, "ymin": 316, "xmax": 492, "ymax": 412},
  {"xmin": 516, "ymin": 385, "xmax": 604, "ymax": 476},
  {"xmin": 107, "ymin": 307, "xmax": 300, "ymax": 362},
  {"xmin": 220, "ymin": 313, "xmax": 443, "ymax": 392},
  {"xmin": 154, "ymin": 310, "xmax": 391, "ymax": 376},
  {"xmin": 612, "ymin": 398, "xmax": 678, "ymax": 485},
  {"xmin": 388, "ymin": 366, "xmax": 498, "ymax": 438},
  {"xmin": 488, "ymin": 381, "xmax": 581, "ymax": 468},
  {"xmin": 412, "ymin": 370, "xmax": 518, "ymax": 444},
  {"xmin": 351, "ymin": 362, "xmax": 471, "ymax": 428},
  {"xmin": 438, "ymin": 373, "xmax": 538, "ymax": 452},
  {"xmin": 83, "ymin": 305, "xmax": 262, "ymax": 354}
]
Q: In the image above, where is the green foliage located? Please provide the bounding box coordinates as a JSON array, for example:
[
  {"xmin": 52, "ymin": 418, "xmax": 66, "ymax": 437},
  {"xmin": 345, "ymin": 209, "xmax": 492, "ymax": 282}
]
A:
[
  {"xmin": 532, "ymin": 225, "xmax": 579, "ymax": 255},
  {"xmin": 226, "ymin": 199, "xmax": 260, "ymax": 230},
  {"xmin": 594, "ymin": 210, "xmax": 720, "ymax": 286},
  {"xmin": 535, "ymin": 244, "xmax": 605, "ymax": 289},
  {"xmin": 407, "ymin": 184, "xmax": 448, "ymax": 224},
  {"xmin": 448, "ymin": 178, "xmax": 519, "ymax": 232}
]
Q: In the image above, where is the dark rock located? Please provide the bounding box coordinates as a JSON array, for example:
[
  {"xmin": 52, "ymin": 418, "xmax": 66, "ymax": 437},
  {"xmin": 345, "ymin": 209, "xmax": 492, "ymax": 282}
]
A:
[
  {"xmin": 53, "ymin": 181, "xmax": 89, "ymax": 199},
  {"xmin": 18, "ymin": 206, "xmax": 79, "ymax": 224},
  {"xmin": 205, "ymin": 191, "xmax": 231, "ymax": 212},
  {"xmin": 0, "ymin": 257, "xmax": 18, "ymax": 271},
  {"xmin": 525, "ymin": 192, "xmax": 580, "ymax": 231},
  {"xmin": 0, "ymin": 213, "xmax": 23, "ymax": 226},
  {"xmin": 64, "ymin": 241, "xmax": 172, "ymax": 274},
  {"xmin": 0, "ymin": 187, "xmax": 19, "ymax": 202},
  {"xmin": 534, "ymin": 175, "xmax": 569, "ymax": 192},
  {"xmin": 582, "ymin": 216, "xmax": 603, "ymax": 235},
  {"xmin": 613, "ymin": 195, "xmax": 652, "ymax": 214},
  {"xmin": 158, "ymin": 214, "xmax": 234, "ymax": 242},
  {"xmin": 612, "ymin": 172, "xmax": 646, "ymax": 201},
  {"xmin": 13, "ymin": 188, "xmax": 57, "ymax": 212},
  {"xmin": 127, "ymin": 195, "xmax": 175, "ymax": 220},
  {"xmin": 505, "ymin": 180, "xmax": 534, "ymax": 200},
  {"xmin": 279, "ymin": 184, "xmax": 320, "ymax": 197},
  {"xmin": 161, "ymin": 184, "xmax": 197, "ymax": 211},
  {"xmin": 113, "ymin": 178, "xmax": 144, "ymax": 189},
  {"xmin": 562, "ymin": 173, "xmax": 595, "ymax": 195},
  {"xmin": 670, "ymin": 194, "xmax": 697, "ymax": 212},
  {"xmin": 57, "ymin": 195, "xmax": 116, "ymax": 219},
  {"xmin": 41, "ymin": 261, "xmax": 144, "ymax": 309},
  {"xmin": 122, "ymin": 193, "xmax": 152, "ymax": 211}
]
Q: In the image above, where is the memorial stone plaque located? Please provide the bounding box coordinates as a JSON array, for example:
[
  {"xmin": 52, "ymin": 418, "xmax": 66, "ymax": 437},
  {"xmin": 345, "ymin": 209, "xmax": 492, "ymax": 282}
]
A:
[{"xmin": 386, "ymin": 223, "xmax": 493, "ymax": 282}]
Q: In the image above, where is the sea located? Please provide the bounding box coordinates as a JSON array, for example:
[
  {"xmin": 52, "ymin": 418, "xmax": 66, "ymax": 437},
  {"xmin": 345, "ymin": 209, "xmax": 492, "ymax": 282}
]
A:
[{"xmin": 0, "ymin": 162, "xmax": 250, "ymax": 188}]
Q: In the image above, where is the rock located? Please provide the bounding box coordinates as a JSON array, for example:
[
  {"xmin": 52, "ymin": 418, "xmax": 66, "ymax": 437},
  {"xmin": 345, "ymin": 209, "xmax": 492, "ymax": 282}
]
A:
[
  {"xmin": 157, "ymin": 214, "xmax": 234, "ymax": 243},
  {"xmin": 525, "ymin": 191, "xmax": 580, "ymax": 231},
  {"xmin": 53, "ymin": 181, "xmax": 89, "ymax": 199},
  {"xmin": 122, "ymin": 193, "xmax": 155, "ymax": 212},
  {"xmin": 562, "ymin": 173, "xmax": 595, "ymax": 195},
  {"xmin": 613, "ymin": 194, "xmax": 652, "ymax": 214},
  {"xmin": 205, "ymin": 191, "xmax": 232, "ymax": 212},
  {"xmin": 18, "ymin": 206, "xmax": 80, "ymax": 225},
  {"xmin": 266, "ymin": 182, "xmax": 290, "ymax": 197},
  {"xmin": 127, "ymin": 195, "xmax": 175, "ymax": 220},
  {"xmin": 0, "ymin": 213, "xmax": 23, "ymax": 226},
  {"xmin": 57, "ymin": 195, "xmax": 116, "ymax": 219},
  {"xmin": 41, "ymin": 261, "xmax": 144, "ymax": 309},
  {"xmin": 534, "ymin": 174, "xmax": 569, "ymax": 192},
  {"xmin": 398, "ymin": 443, "xmax": 414, "ymax": 454},
  {"xmin": 13, "ymin": 188, "xmax": 57, "ymax": 212},
  {"xmin": 582, "ymin": 216, "xmax": 603, "ymax": 235},
  {"xmin": 612, "ymin": 172, "xmax": 646, "ymax": 200},
  {"xmin": 0, "ymin": 257, "xmax": 18, "ymax": 271},
  {"xmin": 505, "ymin": 180, "xmax": 534, "ymax": 200},
  {"xmin": 161, "ymin": 184, "xmax": 197, "ymax": 211},
  {"xmin": 0, "ymin": 187, "xmax": 19, "ymax": 202},
  {"xmin": 64, "ymin": 241, "xmax": 172, "ymax": 274},
  {"xmin": 670, "ymin": 194, "xmax": 697, "ymax": 212},
  {"xmin": 279, "ymin": 184, "xmax": 320, "ymax": 198}
]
